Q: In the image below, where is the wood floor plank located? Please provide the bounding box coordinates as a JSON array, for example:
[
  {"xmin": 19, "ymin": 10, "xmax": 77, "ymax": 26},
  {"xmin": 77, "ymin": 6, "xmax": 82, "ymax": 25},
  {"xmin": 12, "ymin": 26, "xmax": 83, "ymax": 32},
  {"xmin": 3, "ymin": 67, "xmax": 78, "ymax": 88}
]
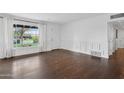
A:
[{"xmin": 0, "ymin": 49, "xmax": 124, "ymax": 79}]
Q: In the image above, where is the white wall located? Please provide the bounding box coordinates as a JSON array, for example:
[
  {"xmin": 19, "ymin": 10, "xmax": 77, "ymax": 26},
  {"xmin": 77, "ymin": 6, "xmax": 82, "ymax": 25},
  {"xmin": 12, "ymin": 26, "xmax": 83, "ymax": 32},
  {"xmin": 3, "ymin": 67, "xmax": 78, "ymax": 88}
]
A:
[
  {"xmin": 108, "ymin": 23, "xmax": 117, "ymax": 55},
  {"xmin": 60, "ymin": 14, "xmax": 110, "ymax": 58},
  {"xmin": 116, "ymin": 29, "xmax": 124, "ymax": 48},
  {"xmin": 46, "ymin": 23, "xmax": 60, "ymax": 51}
]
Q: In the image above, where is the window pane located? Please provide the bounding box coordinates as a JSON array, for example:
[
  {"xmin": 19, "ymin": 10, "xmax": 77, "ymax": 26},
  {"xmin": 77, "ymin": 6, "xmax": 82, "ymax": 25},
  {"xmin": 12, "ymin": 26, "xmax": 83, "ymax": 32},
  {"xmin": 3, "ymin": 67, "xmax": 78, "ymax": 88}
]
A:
[{"xmin": 13, "ymin": 24, "xmax": 39, "ymax": 48}]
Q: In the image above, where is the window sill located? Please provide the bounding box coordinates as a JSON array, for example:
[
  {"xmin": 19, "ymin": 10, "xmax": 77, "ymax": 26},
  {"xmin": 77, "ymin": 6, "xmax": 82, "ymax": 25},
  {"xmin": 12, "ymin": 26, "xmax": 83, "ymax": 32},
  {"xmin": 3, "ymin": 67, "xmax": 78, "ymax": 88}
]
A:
[{"xmin": 13, "ymin": 46, "xmax": 40, "ymax": 50}]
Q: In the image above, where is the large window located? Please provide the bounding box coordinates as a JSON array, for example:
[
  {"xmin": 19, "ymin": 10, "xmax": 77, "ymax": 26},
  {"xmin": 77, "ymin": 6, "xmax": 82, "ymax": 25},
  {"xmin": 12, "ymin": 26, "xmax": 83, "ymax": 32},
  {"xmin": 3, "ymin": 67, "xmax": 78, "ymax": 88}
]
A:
[{"xmin": 13, "ymin": 24, "xmax": 39, "ymax": 48}]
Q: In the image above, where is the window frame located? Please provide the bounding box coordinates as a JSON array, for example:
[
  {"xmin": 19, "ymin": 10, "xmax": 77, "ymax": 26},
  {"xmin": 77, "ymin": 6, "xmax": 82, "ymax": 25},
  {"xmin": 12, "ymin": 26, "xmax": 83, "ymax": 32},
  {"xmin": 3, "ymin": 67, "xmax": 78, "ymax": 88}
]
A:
[{"xmin": 13, "ymin": 23, "xmax": 40, "ymax": 49}]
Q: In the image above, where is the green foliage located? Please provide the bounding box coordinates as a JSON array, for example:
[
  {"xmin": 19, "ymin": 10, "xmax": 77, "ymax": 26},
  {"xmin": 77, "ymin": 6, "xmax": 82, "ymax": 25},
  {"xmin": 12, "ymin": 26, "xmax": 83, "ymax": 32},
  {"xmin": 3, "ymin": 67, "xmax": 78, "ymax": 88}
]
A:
[
  {"xmin": 14, "ymin": 27, "xmax": 39, "ymax": 47},
  {"xmin": 32, "ymin": 36, "xmax": 39, "ymax": 43}
]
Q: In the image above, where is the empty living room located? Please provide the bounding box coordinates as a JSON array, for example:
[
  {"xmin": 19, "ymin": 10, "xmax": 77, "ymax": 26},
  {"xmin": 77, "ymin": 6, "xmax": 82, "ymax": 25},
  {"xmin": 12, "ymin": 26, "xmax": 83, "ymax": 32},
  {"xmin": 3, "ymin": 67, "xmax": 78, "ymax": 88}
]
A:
[
  {"xmin": 1, "ymin": 0, "xmax": 124, "ymax": 93},
  {"xmin": 0, "ymin": 13, "xmax": 124, "ymax": 79}
]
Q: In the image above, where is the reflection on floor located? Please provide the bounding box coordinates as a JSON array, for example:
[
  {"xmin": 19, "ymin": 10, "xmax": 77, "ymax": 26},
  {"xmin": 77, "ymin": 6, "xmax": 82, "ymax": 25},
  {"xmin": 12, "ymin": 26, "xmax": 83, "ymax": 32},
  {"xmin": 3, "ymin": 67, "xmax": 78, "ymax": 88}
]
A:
[{"xmin": 0, "ymin": 49, "xmax": 124, "ymax": 79}]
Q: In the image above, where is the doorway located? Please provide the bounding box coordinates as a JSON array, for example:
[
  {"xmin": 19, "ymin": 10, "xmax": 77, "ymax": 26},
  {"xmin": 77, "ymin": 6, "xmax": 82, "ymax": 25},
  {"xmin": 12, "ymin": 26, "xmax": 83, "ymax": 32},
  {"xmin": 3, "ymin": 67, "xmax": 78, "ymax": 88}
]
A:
[{"xmin": 108, "ymin": 20, "xmax": 124, "ymax": 57}]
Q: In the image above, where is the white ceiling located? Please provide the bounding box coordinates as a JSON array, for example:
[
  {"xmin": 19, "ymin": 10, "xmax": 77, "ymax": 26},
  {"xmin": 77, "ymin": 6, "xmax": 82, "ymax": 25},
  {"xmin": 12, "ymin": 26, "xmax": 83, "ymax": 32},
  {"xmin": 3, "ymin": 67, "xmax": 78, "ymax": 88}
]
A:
[{"xmin": 9, "ymin": 13, "xmax": 105, "ymax": 24}]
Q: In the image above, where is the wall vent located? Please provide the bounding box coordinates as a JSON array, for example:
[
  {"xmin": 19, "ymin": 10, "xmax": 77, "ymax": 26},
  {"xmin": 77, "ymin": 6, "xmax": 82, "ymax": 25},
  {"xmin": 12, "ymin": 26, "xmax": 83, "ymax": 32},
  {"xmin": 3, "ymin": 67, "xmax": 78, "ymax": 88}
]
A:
[{"xmin": 91, "ymin": 50, "xmax": 101, "ymax": 57}]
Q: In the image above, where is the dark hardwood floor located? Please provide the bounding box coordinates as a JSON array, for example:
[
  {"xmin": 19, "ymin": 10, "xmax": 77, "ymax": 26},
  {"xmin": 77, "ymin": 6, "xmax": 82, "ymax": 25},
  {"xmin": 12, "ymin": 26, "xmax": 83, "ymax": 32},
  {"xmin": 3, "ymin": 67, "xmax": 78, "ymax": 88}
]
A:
[{"xmin": 0, "ymin": 49, "xmax": 124, "ymax": 79}]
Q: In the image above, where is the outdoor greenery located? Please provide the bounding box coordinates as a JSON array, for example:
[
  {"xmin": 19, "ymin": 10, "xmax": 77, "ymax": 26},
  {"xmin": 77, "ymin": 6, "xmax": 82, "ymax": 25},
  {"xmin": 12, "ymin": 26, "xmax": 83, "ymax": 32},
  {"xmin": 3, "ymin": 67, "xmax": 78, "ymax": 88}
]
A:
[{"xmin": 14, "ymin": 25, "xmax": 39, "ymax": 48}]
